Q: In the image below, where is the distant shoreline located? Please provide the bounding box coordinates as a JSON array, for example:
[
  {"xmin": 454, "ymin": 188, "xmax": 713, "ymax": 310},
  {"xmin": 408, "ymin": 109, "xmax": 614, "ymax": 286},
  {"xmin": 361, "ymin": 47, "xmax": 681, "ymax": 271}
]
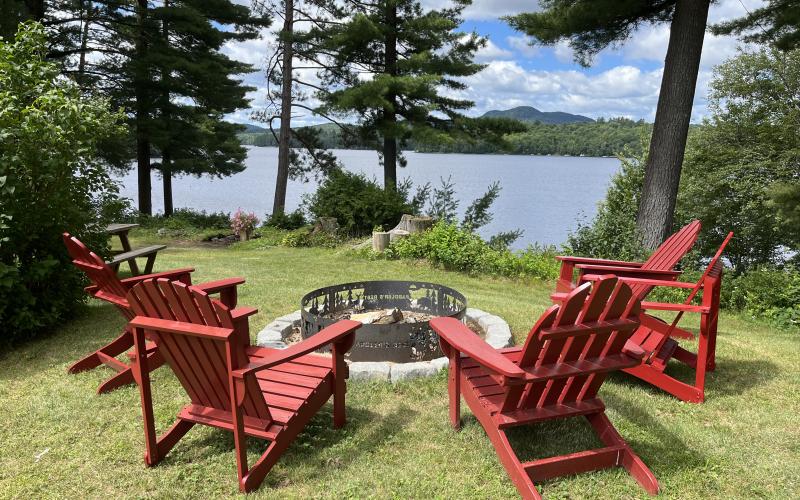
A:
[{"xmin": 243, "ymin": 144, "xmax": 617, "ymax": 160}]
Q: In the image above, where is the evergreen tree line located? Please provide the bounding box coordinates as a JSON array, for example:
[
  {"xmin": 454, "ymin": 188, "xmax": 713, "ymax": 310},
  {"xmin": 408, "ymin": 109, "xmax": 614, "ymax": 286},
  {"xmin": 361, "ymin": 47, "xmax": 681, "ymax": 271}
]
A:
[
  {"xmin": 239, "ymin": 118, "xmax": 651, "ymax": 158},
  {"xmin": 1, "ymin": 0, "xmax": 269, "ymax": 216}
]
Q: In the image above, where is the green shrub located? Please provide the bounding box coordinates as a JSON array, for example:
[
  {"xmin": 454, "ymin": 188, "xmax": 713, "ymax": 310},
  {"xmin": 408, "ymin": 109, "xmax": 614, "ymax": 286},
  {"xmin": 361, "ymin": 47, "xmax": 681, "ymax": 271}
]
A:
[
  {"xmin": 265, "ymin": 210, "xmax": 307, "ymax": 230},
  {"xmin": 306, "ymin": 169, "xmax": 413, "ymax": 235},
  {"xmin": 280, "ymin": 230, "xmax": 341, "ymax": 248},
  {"xmin": 132, "ymin": 208, "xmax": 231, "ymax": 231},
  {"xmin": 724, "ymin": 267, "xmax": 800, "ymax": 329},
  {"xmin": 0, "ymin": 23, "xmax": 125, "ymax": 344},
  {"xmin": 386, "ymin": 222, "xmax": 559, "ymax": 280},
  {"xmin": 565, "ymin": 144, "xmax": 648, "ymax": 261}
]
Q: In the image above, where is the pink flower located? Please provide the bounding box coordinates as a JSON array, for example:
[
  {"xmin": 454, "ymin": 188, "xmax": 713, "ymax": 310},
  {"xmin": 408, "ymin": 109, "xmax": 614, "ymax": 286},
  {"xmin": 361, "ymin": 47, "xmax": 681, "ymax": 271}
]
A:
[{"xmin": 231, "ymin": 208, "xmax": 259, "ymax": 235}]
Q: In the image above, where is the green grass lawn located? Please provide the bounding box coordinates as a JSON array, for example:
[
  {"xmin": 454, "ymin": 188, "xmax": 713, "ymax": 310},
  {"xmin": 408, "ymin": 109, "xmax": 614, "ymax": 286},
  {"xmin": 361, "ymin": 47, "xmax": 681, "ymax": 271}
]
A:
[{"xmin": 1, "ymin": 242, "xmax": 798, "ymax": 498}]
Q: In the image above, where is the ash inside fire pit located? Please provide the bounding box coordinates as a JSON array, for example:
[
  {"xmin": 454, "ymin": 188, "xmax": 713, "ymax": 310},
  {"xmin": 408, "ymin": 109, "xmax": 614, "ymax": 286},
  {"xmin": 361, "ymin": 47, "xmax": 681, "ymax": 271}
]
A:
[{"xmin": 300, "ymin": 281, "xmax": 466, "ymax": 362}]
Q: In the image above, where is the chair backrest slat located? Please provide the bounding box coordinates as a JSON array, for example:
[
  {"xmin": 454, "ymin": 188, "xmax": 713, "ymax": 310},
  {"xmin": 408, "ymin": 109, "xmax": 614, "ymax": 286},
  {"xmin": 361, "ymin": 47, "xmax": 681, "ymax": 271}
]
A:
[
  {"xmin": 63, "ymin": 233, "xmax": 131, "ymax": 316},
  {"xmin": 128, "ymin": 279, "xmax": 272, "ymax": 424},
  {"xmin": 628, "ymin": 220, "xmax": 702, "ymax": 299},
  {"xmin": 509, "ymin": 276, "xmax": 641, "ymax": 411}
]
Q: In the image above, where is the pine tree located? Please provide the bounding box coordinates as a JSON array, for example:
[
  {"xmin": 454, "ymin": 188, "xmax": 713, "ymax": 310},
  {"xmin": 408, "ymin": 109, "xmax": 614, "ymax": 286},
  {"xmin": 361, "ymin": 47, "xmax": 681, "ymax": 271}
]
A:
[
  {"xmin": 146, "ymin": 0, "xmax": 266, "ymax": 215},
  {"xmin": 23, "ymin": 0, "xmax": 268, "ymax": 215},
  {"xmin": 713, "ymin": 0, "xmax": 800, "ymax": 50},
  {"xmin": 507, "ymin": 0, "xmax": 711, "ymax": 249},
  {"xmin": 309, "ymin": 0, "xmax": 489, "ymax": 191},
  {"xmin": 253, "ymin": 0, "xmax": 343, "ymax": 216}
]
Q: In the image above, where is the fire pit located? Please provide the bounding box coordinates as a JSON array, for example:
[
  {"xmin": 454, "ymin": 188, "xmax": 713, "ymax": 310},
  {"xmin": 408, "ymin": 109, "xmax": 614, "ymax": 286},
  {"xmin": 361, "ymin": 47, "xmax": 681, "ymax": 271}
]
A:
[{"xmin": 300, "ymin": 281, "xmax": 467, "ymax": 362}]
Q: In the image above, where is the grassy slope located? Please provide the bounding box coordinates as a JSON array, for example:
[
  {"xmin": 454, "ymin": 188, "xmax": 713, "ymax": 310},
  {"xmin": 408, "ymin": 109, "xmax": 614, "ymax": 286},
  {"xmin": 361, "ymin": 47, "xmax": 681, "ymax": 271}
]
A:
[{"xmin": 1, "ymin": 243, "xmax": 798, "ymax": 499}]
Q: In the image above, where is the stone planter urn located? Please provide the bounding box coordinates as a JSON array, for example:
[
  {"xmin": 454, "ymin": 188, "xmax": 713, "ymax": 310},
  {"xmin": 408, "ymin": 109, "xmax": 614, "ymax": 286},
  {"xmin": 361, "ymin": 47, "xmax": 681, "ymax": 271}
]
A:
[{"xmin": 239, "ymin": 230, "xmax": 252, "ymax": 242}]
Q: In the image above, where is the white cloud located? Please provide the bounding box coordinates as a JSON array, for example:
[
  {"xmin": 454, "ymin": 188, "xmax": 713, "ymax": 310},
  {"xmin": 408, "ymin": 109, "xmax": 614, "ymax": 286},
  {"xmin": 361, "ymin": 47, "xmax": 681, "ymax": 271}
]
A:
[
  {"xmin": 222, "ymin": 0, "xmax": 766, "ymax": 125},
  {"xmin": 553, "ymin": 40, "xmax": 575, "ymax": 64},
  {"xmin": 474, "ymin": 39, "xmax": 513, "ymax": 62},
  {"xmin": 506, "ymin": 35, "xmax": 539, "ymax": 58},
  {"xmin": 450, "ymin": 60, "xmax": 663, "ymax": 119}
]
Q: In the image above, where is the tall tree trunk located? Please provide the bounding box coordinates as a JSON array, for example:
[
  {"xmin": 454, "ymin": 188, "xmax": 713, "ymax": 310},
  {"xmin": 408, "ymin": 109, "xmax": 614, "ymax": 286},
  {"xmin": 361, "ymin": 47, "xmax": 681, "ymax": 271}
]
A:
[
  {"xmin": 78, "ymin": 0, "xmax": 91, "ymax": 76},
  {"xmin": 134, "ymin": 0, "xmax": 152, "ymax": 215},
  {"xmin": 636, "ymin": 0, "xmax": 710, "ymax": 248},
  {"xmin": 162, "ymin": 154, "xmax": 173, "ymax": 216},
  {"xmin": 382, "ymin": 0, "xmax": 398, "ymax": 191},
  {"xmin": 160, "ymin": 0, "xmax": 172, "ymax": 217},
  {"xmin": 24, "ymin": 0, "xmax": 45, "ymax": 20},
  {"xmin": 136, "ymin": 132, "xmax": 152, "ymax": 215},
  {"xmin": 273, "ymin": 0, "xmax": 293, "ymax": 216}
]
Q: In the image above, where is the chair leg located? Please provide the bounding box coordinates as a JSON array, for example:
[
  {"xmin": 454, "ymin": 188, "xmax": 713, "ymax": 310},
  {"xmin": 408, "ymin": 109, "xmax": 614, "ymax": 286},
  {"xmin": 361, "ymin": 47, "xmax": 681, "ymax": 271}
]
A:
[
  {"xmin": 624, "ymin": 363, "xmax": 704, "ymax": 403},
  {"xmin": 68, "ymin": 329, "xmax": 132, "ymax": 374},
  {"xmin": 146, "ymin": 419, "xmax": 195, "ymax": 466},
  {"xmin": 586, "ymin": 412, "xmax": 659, "ymax": 495},
  {"xmin": 449, "ymin": 350, "xmax": 462, "ymax": 430},
  {"xmin": 484, "ymin": 426, "xmax": 542, "ymax": 500},
  {"xmin": 460, "ymin": 378, "xmax": 541, "ymax": 499},
  {"xmin": 96, "ymin": 349, "xmax": 165, "ymax": 394},
  {"xmin": 240, "ymin": 437, "xmax": 292, "ymax": 493},
  {"xmin": 331, "ymin": 346, "xmax": 347, "ymax": 429},
  {"xmin": 97, "ymin": 368, "xmax": 135, "ymax": 394}
]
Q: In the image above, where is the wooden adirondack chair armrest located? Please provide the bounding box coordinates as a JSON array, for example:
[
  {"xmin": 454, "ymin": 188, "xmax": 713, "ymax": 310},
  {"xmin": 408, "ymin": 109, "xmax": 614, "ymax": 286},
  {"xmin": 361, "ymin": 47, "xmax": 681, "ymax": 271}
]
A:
[
  {"xmin": 231, "ymin": 306, "xmax": 258, "ymax": 320},
  {"xmin": 582, "ymin": 274, "xmax": 696, "ymax": 289},
  {"xmin": 575, "ymin": 264, "xmax": 681, "ymax": 277},
  {"xmin": 556, "ymin": 256, "xmax": 644, "ymax": 267},
  {"xmin": 640, "ymin": 302, "xmax": 710, "ymax": 313},
  {"xmin": 191, "ymin": 277, "xmax": 245, "ymax": 295},
  {"xmin": 129, "ymin": 316, "xmax": 235, "ymax": 340},
  {"xmin": 233, "ymin": 320, "xmax": 361, "ymax": 377},
  {"xmin": 621, "ymin": 342, "xmax": 647, "ymax": 361},
  {"xmin": 120, "ymin": 268, "xmax": 195, "ymax": 289},
  {"xmin": 430, "ymin": 317, "xmax": 527, "ymax": 380}
]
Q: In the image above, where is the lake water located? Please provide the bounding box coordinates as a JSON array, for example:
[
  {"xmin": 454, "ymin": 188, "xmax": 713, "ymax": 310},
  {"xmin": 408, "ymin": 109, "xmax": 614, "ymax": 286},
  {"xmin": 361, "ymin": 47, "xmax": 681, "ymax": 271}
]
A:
[{"xmin": 114, "ymin": 147, "xmax": 620, "ymax": 249}]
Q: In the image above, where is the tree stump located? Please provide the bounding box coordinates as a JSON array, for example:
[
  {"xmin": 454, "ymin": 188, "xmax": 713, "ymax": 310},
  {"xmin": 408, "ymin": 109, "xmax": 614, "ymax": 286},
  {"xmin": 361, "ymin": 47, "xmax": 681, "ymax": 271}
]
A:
[
  {"xmin": 407, "ymin": 216, "xmax": 434, "ymax": 234},
  {"xmin": 389, "ymin": 229, "xmax": 409, "ymax": 243},
  {"xmin": 372, "ymin": 232, "xmax": 390, "ymax": 252}
]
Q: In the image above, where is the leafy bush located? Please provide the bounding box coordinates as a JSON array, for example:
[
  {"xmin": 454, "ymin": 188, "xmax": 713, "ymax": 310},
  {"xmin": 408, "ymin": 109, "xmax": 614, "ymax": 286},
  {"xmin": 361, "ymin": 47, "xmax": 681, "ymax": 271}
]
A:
[
  {"xmin": 724, "ymin": 267, "xmax": 800, "ymax": 329},
  {"xmin": 565, "ymin": 143, "xmax": 648, "ymax": 261},
  {"xmin": 386, "ymin": 222, "xmax": 558, "ymax": 280},
  {"xmin": 265, "ymin": 210, "xmax": 307, "ymax": 230},
  {"xmin": 131, "ymin": 208, "xmax": 231, "ymax": 230},
  {"xmin": 306, "ymin": 169, "xmax": 414, "ymax": 235},
  {"xmin": 0, "ymin": 23, "xmax": 125, "ymax": 344},
  {"xmin": 280, "ymin": 230, "xmax": 341, "ymax": 248}
]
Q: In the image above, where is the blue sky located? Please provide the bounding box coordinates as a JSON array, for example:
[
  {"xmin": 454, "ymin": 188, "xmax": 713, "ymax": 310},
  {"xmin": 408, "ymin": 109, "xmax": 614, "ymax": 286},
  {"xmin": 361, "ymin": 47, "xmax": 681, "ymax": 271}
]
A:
[{"xmin": 224, "ymin": 0, "xmax": 765, "ymax": 125}]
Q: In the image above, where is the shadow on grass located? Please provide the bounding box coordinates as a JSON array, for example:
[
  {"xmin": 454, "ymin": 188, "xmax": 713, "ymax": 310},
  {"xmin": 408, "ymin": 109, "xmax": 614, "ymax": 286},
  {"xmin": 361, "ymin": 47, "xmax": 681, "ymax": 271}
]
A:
[
  {"xmin": 0, "ymin": 305, "xmax": 126, "ymax": 382},
  {"xmin": 152, "ymin": 403, "xmax": 417, "ymax": 489},
  {"xmin": 458, "ymin": 393, "xmax": 706, "ymax": 490},
  {"xmin": 605, "ymin": 355, "xmax": 779, "ymax": 400}
]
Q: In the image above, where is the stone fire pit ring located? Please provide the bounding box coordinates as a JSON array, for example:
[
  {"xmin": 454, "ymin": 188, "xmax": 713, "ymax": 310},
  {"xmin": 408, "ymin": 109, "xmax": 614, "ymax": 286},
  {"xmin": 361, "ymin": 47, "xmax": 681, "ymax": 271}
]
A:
[{"xmin": 256, "ymin": 307, "xmax": 513, "ymax": 383}]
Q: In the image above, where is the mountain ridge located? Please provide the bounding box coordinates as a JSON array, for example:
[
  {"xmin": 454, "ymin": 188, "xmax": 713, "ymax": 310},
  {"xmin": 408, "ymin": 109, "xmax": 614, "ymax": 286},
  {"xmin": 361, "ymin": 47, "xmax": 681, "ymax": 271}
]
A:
[{"xmin": 481, "ymin": 105, "xmax": 594, "ymax": 124}]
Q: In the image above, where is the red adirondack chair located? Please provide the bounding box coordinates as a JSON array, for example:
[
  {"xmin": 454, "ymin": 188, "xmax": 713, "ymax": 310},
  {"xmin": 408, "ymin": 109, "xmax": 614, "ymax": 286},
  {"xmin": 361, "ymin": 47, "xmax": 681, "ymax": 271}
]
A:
[
  {"xmin": 63, "ymin": 233, "xmax": 251, "ymax": 393},
  {"xmin": 126, "ymin": 279, "xmax": 361, "ymax": 492},
  {"xmin": 555, "ymin": 220, "xmax": 701, "ymax": 296},
  {"xmin": 431, "ymin": 276, "xmax": 659, "ymax": 500},
  {"xmin": 582, "ymin": 232, "xmax": 734, "ymax": 403}
]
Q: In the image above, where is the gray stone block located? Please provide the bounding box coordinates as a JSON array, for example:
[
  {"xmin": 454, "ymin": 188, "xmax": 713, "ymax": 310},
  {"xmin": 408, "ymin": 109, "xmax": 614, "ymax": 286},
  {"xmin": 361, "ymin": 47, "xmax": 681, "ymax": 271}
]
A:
[
  {"xmin": 277, "ymin": 310, "xmax": 302, "ymax": 324},
  {"xmin": 465, "ymin": 308, "xmax": 489, "ymax": 320},
  {"xmin": 478, "ymin": 315, "xmax": 506, "ymax": 331},
  {"xmin": 390, "ymin": 361, "xmax": 438, "ymax": 382},
  {"xmin": 430, "ymin": 357, "xmax": 449, "ymax": 372},
  {"xmin": 256, "ymin": 327, "xmax": 283, "ymax": 346},
  {"xmin": 485, "ymin": 323, "xmax": 513, "ymax": 349},
  {"xmin": 348, "ymin": 362, "xmax": 391, "ymax": 382}
]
